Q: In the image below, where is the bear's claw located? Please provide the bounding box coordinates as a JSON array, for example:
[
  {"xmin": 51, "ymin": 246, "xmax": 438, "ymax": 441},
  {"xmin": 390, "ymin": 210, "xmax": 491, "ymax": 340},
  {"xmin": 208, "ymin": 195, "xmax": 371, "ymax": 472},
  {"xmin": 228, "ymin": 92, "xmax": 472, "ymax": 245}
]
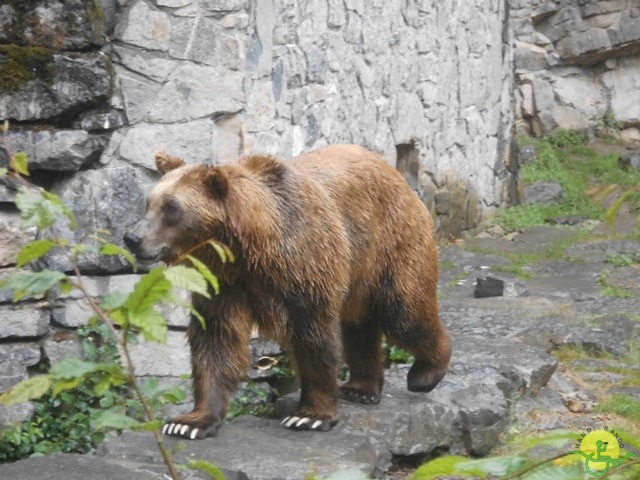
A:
[
  {"xmin": 281, "ymin": 416, "xmax": 338, "ymax": 431},
  {"xmin": 339, "ymin": 385, "xmax": 381, "ymax": 404},
  {"xmin": 162, "ymin": 422, "xmax": 200, "ymax": 440}
]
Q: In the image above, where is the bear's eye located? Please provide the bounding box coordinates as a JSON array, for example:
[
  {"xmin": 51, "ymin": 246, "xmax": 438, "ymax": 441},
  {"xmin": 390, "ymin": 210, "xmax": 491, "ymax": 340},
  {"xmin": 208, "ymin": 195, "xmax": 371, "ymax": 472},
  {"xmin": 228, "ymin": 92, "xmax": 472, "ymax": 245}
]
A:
[{"xmin": 163, "ymin": 199, "xmax": 181, "ymax": 224}]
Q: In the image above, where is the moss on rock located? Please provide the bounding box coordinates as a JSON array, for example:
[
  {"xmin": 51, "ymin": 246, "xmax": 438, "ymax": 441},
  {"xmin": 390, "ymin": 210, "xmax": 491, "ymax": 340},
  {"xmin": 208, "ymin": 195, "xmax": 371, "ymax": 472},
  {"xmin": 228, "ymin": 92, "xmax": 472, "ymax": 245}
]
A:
[{"xmin": 0, "ymin": 45, "xmax": 54, "ymax": 92}]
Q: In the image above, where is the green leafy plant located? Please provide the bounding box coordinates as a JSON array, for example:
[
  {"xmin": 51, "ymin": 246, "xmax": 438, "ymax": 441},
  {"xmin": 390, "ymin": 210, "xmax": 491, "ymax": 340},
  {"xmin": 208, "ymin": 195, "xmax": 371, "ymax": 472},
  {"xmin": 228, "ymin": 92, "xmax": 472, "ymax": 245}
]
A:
[
  {"xmin": 605, "ymin": 252, "xmax": 640, "ymax": 268},
  {"xmin": 0, "ymin": 324, "xmax": 134, "ymax": 461},
  {"xmin": 226, "ymin": 381, "xmax": 274, "ymax": 421},
  {"xmin": 597, "ymin": 269, "xmax": 634, "ymax": 299},
  {"xmin": 411, "ymin": 429, "xmax": 640, "ymax": 479},
  {"xmin": 383, "ymin": 340, "xmax": 414, "ymax": 366},
  {"xmin": 0, "ymin": 124, "xmax": 223, "ymax": 478},
  {"xmin": 495, "ymin": 132, "xmax": 636, "ymax": 232}
]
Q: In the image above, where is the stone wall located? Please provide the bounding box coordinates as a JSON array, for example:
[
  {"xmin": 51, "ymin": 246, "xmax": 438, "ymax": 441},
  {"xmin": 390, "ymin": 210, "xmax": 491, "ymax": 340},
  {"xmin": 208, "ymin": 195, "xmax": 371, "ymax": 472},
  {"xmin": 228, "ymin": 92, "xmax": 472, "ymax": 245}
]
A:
[
  {"xmin": 512, "ymin": 0, "xmax": 640, "ymax": 144},
  {"xmin": 0, "ymin": 0, "xmax": 514, "ymax": 425}
]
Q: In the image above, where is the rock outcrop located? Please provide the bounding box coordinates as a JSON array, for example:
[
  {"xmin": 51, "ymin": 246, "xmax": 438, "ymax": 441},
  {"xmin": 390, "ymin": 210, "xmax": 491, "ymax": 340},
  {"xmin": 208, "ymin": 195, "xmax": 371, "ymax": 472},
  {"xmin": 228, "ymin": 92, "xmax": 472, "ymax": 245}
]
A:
[{"xmin": 512, "ymin": 0, "xmax": 640, "ymax": 138}]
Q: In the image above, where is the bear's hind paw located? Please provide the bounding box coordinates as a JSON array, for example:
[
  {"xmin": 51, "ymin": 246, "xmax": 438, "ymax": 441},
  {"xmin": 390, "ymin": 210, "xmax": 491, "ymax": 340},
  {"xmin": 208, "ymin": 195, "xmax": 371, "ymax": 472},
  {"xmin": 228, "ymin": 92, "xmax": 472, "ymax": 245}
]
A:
[
  {"xmin": 339, "ymin": 385, "xmax": 381, "ymax": 404},
  {"xmin": 281, "ymin": 415, "xmax": 338, "ymax": 432}
]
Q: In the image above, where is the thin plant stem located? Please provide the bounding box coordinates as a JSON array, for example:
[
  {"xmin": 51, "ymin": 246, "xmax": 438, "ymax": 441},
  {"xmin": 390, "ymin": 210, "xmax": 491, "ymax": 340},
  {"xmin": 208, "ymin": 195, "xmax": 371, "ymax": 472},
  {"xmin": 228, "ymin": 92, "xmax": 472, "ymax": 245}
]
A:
[
  {"xmin": 3, "ymin": 154, "xmax": 181, "ymax": 479},
  {"xmin": 60, "ymin": 241, "xmax": 181, "ymax": 480},
  {"xmin": 502, "ymin": 452, "xmax": 576, "ymax": 479}
]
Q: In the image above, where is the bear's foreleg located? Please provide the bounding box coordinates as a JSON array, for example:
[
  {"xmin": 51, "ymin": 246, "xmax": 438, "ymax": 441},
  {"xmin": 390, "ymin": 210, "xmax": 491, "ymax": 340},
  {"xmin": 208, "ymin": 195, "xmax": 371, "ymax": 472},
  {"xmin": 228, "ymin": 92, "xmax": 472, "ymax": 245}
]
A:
[
  {"xmin": 339, "ymin": 319, "xmax": 384, "ymax": 404},
  {"xmin": 281, "ymin": 328, "xmax": 340, "ymax": 432},
  {"xmin": 163, "ymin": 311, "xmax": 252, "ymax": 440}
]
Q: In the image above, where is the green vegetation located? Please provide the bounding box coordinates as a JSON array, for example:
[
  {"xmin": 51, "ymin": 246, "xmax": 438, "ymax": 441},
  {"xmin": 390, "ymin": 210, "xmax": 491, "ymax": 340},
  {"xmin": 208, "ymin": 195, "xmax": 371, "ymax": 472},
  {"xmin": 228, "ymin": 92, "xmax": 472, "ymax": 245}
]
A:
[
  {"xmin": 0, "ymin": 324, "xmax": 188, "ymax": 461},
  {"xmin": 0, "ymin": 45, "xmax": 54, "ymax": 91},
  {"xmin": 0, "ymin": 328, "xmax": 117, "ymax": 460},
  {"xmin": 551, "ymin": 344, "xmax": 615, "ymax": 363},
  {"xmin": 597, "ymin": 395, "xmax": 640, "ymax": 424},
  {"xmin": 411, "ymin": 428, "xmax": 640, "ymax": 479},
  {"xmin": 226, "ymin": 381, "xmax": 274, "ymax": 421},
  {"xmin": 495, "ymin": 131, "xmax": 640, "ymax": 232},
  {"xmin": 597, "ymin": 269, "xmax": 635, "ymax": 298},
  {"xmin": 0, "ymin": 131, "xmax": 222, "ymax": 479},
  {"xmin": 605, "ymin": 251, "xmax": 640, "ymax": 267},
  {"xmin": 491, "ymin": 264, "xmax": 532, "ymax": 280},
  {"xmin": 382, "ymin": 340, "xmax": 414, "ymax": 366}
]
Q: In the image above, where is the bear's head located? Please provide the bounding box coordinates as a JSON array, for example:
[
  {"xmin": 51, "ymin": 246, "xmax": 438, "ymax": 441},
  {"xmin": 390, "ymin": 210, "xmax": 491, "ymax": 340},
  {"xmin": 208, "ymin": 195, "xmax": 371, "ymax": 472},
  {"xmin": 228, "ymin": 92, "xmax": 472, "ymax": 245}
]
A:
[{"xmin": 124, "ymin": 152, "xmax": 232, "ymax": 265}]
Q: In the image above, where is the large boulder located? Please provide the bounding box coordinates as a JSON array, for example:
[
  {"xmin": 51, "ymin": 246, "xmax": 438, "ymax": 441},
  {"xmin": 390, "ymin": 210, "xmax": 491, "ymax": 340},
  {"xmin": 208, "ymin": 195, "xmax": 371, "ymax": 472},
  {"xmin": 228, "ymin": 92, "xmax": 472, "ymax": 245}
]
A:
[
  {"xmin": 40, "ymin": 167, "xmax": 147, "ymax": 274},
  {"xmin": 0, "ymin": 48, "xmax": 112, "ymax": 122}
]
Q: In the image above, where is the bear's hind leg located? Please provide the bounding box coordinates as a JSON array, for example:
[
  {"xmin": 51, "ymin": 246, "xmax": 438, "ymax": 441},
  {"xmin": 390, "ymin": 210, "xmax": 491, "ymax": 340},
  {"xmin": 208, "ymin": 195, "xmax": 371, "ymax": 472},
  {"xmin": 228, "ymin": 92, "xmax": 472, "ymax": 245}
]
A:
[
  {"xmin": 380, "ymin": 294, "xmax": 452, "ymax": 394},
  {"xmin": 339, "ymin": 320, "xmax": 384, "ymax": 404},
  {"xmin": 401, "ymin": 323, "xmax": 451, "ymax": 393}
]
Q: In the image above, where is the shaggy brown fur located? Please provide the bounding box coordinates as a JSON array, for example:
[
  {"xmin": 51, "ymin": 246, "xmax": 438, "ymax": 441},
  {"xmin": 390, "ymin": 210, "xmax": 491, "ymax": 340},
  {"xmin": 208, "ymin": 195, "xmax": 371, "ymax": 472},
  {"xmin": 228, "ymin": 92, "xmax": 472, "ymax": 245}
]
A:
[{"xmin": 124, "ymin": 144, "xmax": 452, "ymax": 439}]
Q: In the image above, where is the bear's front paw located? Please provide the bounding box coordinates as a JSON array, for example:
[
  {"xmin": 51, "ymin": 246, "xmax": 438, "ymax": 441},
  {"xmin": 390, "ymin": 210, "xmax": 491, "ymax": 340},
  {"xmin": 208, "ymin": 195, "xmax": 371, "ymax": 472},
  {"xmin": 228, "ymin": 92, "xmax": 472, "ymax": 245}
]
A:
[
  {"xmin": 162, "ymin": 416, "xmax": 221, "ymax": 440},
  {"xmin": 280, "ymin": 415, "xmax": 338, "ymax": 432}
]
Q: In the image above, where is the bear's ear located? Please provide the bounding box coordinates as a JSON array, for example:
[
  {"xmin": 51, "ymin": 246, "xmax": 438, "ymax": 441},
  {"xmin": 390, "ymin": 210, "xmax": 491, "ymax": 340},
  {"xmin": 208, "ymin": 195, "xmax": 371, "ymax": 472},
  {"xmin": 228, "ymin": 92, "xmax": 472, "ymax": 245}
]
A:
[
  {"xmin": 242, "ymin": 154, "xmax": 287, "ymax": 184},
  {"xmin": 155, "ymin": 151, "xmax": 185, "ymax": 175},
  {"xmin": 204, "ymin": 168, "xmax": 229, "ymax": 199}
]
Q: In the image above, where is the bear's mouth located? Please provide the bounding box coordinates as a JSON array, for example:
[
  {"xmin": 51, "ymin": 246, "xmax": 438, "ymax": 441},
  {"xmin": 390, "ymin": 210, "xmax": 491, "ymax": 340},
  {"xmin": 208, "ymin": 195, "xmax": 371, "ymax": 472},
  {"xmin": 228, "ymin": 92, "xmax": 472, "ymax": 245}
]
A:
[{"xmin": 132, "ymin": 247, "xmax": 169, "ymax": 267}]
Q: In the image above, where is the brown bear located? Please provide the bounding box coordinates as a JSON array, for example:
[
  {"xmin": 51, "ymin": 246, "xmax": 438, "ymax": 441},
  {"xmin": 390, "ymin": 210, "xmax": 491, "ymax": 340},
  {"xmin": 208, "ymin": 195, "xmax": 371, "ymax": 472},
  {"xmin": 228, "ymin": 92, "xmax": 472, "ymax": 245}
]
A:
[{"xmin": 124, "ymin": 144, "xmax": 451, "ymax": 439}]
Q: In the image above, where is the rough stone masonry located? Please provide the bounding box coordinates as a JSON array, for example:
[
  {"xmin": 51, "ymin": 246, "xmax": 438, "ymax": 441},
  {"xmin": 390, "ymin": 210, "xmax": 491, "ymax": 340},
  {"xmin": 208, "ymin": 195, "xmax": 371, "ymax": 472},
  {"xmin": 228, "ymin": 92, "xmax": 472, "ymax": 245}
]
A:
[
  {"xmin": 0, "ymin": 0, "xmax": 638, "ymax": 429},
  {"xmin": 0, "ymin": 0, "xmax": 514, "ymax": 426}
]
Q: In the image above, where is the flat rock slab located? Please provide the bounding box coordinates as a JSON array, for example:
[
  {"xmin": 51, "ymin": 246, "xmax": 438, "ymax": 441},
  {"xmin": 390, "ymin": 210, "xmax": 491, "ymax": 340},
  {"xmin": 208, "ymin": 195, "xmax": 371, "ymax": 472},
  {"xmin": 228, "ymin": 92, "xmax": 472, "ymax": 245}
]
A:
[
  {"xmin": 1, "ymin": 454, "xmax": 160, "ymax": 480},
  {"xmin": 95, "ymin": 334, "xmax": 557, "ymax": 479},
  {"xmin": 100, "ymin": 416, "xmax": 383, "ymax": 480}
]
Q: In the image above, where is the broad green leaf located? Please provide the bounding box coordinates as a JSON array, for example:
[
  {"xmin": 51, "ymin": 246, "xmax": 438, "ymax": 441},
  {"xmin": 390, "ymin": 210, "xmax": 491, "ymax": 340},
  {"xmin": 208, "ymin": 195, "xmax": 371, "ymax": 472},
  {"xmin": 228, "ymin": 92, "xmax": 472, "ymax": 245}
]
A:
[
  {"xmin": 187, "ymin": 255, "xmax": 220, "ymax": 295},
  {"xmin": 0, "ymin": 167, "xmax": 7, "ymax": 176},
  {"xmin": 91, "ymin": 407, "xmax": 140, "ymax": 430},
  {"xmin": 50, "ymin": 358, "xmax": 100, "ymax": 380},
  {"xmin": 208, "ymin": 240, "xmax": 227, "ymax": 263},
  {"xmin": 168, "ymin": 285, "xmax": 207, "ymax": 328},
  {"xmin": 187, "ymin": 303, "xmax": 207, "ymax": 330},
  {"xmin": 185, "ymin": 460, "xmax": 226, "ymax": 480},
  {"xmin": 100, "ymin": 243, "xmax": 137, "ymax": 271},
  {"xmin": 209, "ymin": 239, "xmax": 235, "ymax": 263},
  {"xmin": 42, "ymin": 191, "xmax": 76, "ymax": 229},
  {"xmin": 459, "ymin": 455, "xmax": 528, "ymax": 476},
  {"xmin": 59, "ymin": 278, "xmax": 74, "ymax": 294},
  {"xmin": 128, "ymin": 308, "xmax": 167, "ymax": 343},
  {"xmin": 109, "ymin": 308, "xmax": 128, "ymax": 328},
  {"xmin": 16, "ymin": 239, "xmax": 57, "ymax": 267},
  {"xmin": 0, "ymin": 375, "xmax": 51, "ymax": 406},
  {"xmin": 88, "ymin": 234, "xmax": 109, "ymax": 244},
  {"xmin": 412, "ymin": 455, "xmax": 484, "ymax": 480},
  {"xmin": 51, "ymin": 377, "xmax": 83, "ymax": 397},
  {"xmin": 0, "ymin": 270, "xmax": 66, "ymax": 301},
  {"xmin": 520, "ymin": 430, "xmax": 577, "ymax": 450},
  {"xmin": 164, "ymin": 265, "xmax": 210, "ymax": 298},
  {"xmin": 15, "ymin": 186, "xmax": 58, "ymax": 229},
  {"xmin": 100, "ymin": 291, "xmax": 128, "ymax": 310},
  {"xmin": 93, "ymin": 375, "xmax": 113, "ymax": 396},
  {"xmin": 124, "ymin": 267, "xmax": 171, "ymax": 313},
  {"xmin": 519, "ymin": 463, "xmax": 590, "ymax": 480},
  {"xmin": 140, "ymin": 378, "xmax": 187, "ymax": 404},
  {"xmin": 11, "ymin": 152, "xmax": 29, "ymax": 176},
  {"xmin": 131, "ymin": 419, "xmax": 164, "ymax": 431}
]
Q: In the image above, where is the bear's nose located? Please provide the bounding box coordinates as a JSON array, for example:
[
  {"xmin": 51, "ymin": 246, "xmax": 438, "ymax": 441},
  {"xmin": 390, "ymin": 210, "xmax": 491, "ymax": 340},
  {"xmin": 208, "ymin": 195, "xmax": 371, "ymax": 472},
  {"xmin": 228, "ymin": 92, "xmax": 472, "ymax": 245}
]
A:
[{"xmin": 123, "ymin": 232, "xmax": 142, "ymax": 253}]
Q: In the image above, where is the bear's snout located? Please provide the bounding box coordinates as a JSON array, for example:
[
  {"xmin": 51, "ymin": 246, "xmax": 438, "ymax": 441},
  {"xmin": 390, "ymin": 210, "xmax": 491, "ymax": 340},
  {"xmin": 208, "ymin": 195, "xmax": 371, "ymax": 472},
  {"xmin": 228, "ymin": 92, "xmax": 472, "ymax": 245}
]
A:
[{"xmin": 123, "ymin": 231, "xmax": 143, "ymax": 253}]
